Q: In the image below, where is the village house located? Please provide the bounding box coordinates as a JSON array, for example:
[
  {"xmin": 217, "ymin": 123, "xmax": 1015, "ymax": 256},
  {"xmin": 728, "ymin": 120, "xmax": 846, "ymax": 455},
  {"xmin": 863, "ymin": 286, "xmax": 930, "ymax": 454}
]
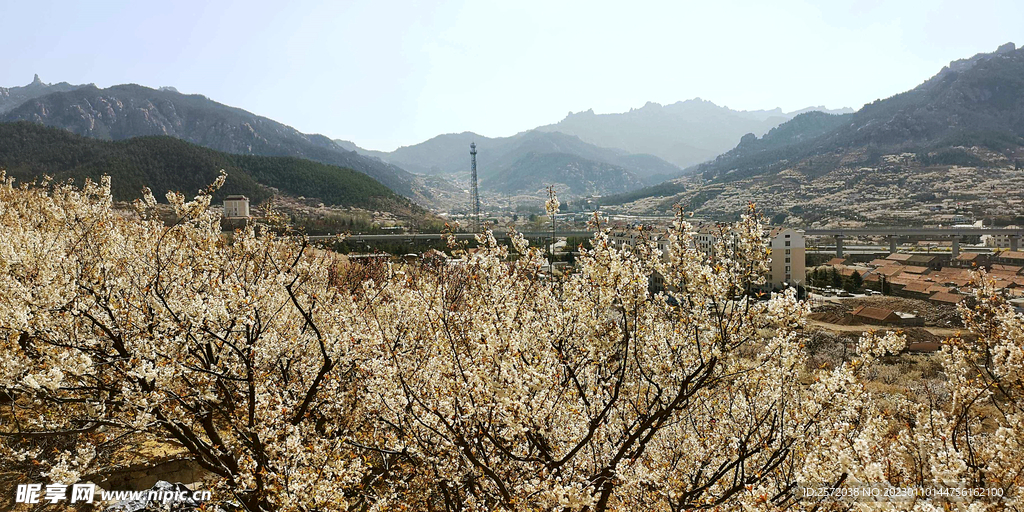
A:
[
  {"xmin": 904, "ymin": 254, "xmax": 943, "ymax": 270},
  {"xmin": 994, "ymin": 251, "xmax": 1024, "ymax": 267},
  {"xmin": 952, "ymin": 252, "xmax": 987, "ymax": 268},
  {"xmin": 850, "ymin": 306, "xmax": 901, "ymax": 325},
  {"xmin": 223, "ymin": 195, "xmax": 250, "ymax": 218}
]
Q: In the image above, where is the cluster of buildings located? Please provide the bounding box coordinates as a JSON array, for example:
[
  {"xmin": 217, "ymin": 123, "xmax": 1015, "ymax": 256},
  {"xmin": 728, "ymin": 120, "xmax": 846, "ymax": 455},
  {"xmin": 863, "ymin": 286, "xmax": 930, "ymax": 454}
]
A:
[
  {"xmin": 983, "ymin": 226, "xmax": 1023, "ymax": 248},
  {"xmin": 610, "ymin": 225, "xmax": 807, "ymax": 289},
  {"xmin": 823, "ymin": 250, "xmax": 1024, "ymax": 305}
]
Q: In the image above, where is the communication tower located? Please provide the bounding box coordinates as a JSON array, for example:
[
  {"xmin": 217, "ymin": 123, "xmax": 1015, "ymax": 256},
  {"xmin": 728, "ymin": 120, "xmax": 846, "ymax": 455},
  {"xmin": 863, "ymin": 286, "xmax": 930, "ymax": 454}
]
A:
[{"xmin": 470, "ymin": 142, "xmax": 480, "ymax": 231}]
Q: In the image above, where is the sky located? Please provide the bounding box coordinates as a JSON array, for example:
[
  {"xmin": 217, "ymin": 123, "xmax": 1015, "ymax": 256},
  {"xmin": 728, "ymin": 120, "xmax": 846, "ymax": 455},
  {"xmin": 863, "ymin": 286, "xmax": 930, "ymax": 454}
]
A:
[{"xmin": 2, "ymin": 0, "xmax": 1022, "ymax": 151}]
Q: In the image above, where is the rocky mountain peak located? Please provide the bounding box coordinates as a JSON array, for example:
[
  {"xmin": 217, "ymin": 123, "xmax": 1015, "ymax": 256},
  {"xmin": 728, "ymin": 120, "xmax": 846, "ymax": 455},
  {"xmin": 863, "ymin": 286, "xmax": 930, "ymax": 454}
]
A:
[
  {"xmin": 1, "ymin": 75, "xmax": 87, "ymax": 114},
  {"xmin": 944, "ymin": 42, "xmax": 1019, "ymax": 75},
  {"xmin": 564, "ymin": 108, "xmax": 595, "ymax": 119}
]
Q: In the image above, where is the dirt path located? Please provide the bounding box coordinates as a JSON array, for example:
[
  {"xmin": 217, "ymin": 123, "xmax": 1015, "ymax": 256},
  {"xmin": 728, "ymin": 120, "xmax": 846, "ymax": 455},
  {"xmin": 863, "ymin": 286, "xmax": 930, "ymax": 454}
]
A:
[{"xmin": 805, "ymin": 319, "xmax": 961, "ymax": 337}]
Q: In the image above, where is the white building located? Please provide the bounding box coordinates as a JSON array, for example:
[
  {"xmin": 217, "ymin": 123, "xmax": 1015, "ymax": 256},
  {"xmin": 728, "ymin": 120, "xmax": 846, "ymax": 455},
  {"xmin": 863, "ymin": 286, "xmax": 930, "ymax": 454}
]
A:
[
  {"xmin": 611, "ymin": 225, "xmax": 805, "ymax": 289},
  {"xmin": 768, "ymin": 228, "xmax": 806, "ymax": 288},
  {"xmin": 223, "ymin": 195, "xmax": 250, "ymax": 218},
  {"xmin": 983, "ymin": 225, "xmax": 1021, "ymax": 248},
  {"xmin": 694, "ymin": 224, "xmax": 723, "ymax": 254},
  {"xmin": 610, "ymin": 231, "xmax": 671, "ymax": 261}
]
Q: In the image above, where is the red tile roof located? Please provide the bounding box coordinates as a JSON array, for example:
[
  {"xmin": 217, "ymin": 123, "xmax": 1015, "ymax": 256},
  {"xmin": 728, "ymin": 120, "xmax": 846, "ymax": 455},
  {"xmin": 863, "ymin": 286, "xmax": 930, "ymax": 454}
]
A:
[
  {"xmin": 992, "ymin": 264, "xmax": 1023, "ymax": 274},
  {"xmin": 930, "ymin": 291, "xmax": 966, "ymax": 304},
  {"xmin": 851, "ymin": 306, "xmax": 900, "ymax": 322},
  {"xmin": 876, "ymin": 266, "xmax": 904, "ymax": 277},
  {"xmin": 903, "ymin": 282, "xmax": 932, "ymax": 294}
]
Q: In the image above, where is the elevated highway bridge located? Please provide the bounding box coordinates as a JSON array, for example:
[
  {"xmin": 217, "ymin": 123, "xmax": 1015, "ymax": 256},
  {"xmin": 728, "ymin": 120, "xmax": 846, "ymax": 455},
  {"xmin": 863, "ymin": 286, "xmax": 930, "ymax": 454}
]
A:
[{"xmin": 801, "ymin": 227, "xmax": 1023, "ymax": 257}]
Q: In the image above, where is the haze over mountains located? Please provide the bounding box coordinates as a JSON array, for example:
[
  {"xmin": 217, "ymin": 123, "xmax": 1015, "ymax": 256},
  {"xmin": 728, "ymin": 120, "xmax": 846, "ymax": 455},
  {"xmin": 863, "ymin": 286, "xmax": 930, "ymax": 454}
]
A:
[
  {"xmin": 334, "ymin": 101, "xmax": 851, "ymax": 198},
  {"xmin": 338, "ymin": 130, "xmax": 684, "ymax": 196},
  {"xmin": 4, "ymin": 42, "xmax": 1020, "ymax": 222},
  {"xmin": 536, "ymin": 100, "xmax": 853, "ymax": 169},
  {"xmin": 1, "ymin": 73, "xmax": 856, "ymax": 207}
]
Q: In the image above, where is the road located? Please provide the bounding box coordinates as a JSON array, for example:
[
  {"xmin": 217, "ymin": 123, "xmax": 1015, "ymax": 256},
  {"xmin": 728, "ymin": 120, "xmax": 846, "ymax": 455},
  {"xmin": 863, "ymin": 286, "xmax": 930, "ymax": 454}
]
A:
[
  {"xmin": 804, "ymin": 319, "xmax": 960, "ymax": 338},
  {"xmin": 308, "ymin": 231, "xmax": 595, "ymax": 242}
]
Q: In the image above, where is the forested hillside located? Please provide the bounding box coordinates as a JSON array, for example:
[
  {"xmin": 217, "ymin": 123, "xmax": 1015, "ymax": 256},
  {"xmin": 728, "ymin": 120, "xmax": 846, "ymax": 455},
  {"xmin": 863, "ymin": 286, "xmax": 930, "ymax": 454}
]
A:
[
  {"xmin": 1, "ymin": 83, "xmax": 436, "ymax": 203},
  {"xmin": 0, "ymin": 122, "xmax": 423, "ymax": 215}
]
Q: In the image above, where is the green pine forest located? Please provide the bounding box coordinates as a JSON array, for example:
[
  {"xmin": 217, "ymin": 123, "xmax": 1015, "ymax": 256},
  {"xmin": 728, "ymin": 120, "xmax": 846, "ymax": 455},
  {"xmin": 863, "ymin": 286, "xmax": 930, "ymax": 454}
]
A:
[{"xmin": 0, "ymin": 121, "xmax": 425, "ymax": 216}]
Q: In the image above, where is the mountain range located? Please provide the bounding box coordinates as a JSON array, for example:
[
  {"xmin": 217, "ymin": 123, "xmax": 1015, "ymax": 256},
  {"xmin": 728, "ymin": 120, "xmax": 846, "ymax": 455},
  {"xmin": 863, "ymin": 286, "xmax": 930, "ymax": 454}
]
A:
[
  {"xmin": 536, "ymin": 100, "xmax": 852, "ymax": 169},
  {"xmin": 6, "ymin": 41, "xmax": 1018, "ymax": 222},
  {"xmin": 335, "ymin": 102, "xmax": 852, "ymax": 198},
  {"xmin": 597, "ymin": 42, "xmax": 1024, "ymax": 226},
  {"xmin": 339, "ymin": 130, "xmax": 686, "ymax": 197},
  {"xmin": 2, "ymin": 74, "xmax": 857, "ymax": 207},
  {"xmin": 0, "ymin": 82, "xmax": 439, "ymax": 205}
]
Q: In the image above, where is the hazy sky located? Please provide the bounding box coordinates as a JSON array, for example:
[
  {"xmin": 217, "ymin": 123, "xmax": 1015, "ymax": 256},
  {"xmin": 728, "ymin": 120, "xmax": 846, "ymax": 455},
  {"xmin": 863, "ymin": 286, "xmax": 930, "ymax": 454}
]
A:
[{"xmin": 2, "ymin": 0, "xmax": 1021, "ymax": 151}]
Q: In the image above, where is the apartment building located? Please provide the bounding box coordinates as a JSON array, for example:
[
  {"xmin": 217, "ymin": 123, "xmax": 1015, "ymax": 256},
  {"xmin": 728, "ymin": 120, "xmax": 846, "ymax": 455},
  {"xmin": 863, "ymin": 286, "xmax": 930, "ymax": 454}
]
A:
[
  {"xmin": 610, "ymin": 225, "xmax": 805, "ymax": 289},
  {"xmin": 768, "ymin": 228, "xmax": 806, "ymax": 288},
  {"xmin": 983, "ymin": 225, "xmax": 1022, "ymax": 248}
]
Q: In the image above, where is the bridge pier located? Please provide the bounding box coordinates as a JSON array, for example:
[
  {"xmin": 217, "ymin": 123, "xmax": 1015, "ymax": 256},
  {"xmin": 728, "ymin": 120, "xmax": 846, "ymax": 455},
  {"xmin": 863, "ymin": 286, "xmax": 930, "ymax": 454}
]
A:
[
  {"xmin": 835, "ymin": 235, "xmax": 844, "ymax": 258},
  {"xmin": 951, "ymin": 236, "xmax": 961, "ymax": 259},
  {"xmin": 1012, "ymin": 235, "xmax": 1021, "ymax": 252},
  {"xmin": 888, "ymin": 235, "xmax": 898, "ymax": 254}
]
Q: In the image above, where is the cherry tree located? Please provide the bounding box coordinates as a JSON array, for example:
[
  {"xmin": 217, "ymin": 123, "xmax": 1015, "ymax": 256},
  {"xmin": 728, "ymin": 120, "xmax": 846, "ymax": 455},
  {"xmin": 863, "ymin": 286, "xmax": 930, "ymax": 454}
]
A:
[
  {"xmin": 339, "ymin": 197, "xmax": 867, "ymax": 511},
  {"xmin": 1, "ymin": 174, "xmax": 1019, "ymax": 511},
  {"xmin": 0, "ymin": 173, "xmax": 373, "ymax": 511}
]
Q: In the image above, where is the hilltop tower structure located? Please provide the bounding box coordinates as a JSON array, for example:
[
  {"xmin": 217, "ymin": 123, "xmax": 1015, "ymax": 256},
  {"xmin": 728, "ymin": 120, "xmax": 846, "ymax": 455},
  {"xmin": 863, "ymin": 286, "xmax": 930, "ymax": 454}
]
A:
[{"xmin": 470, "ymin": 142, "xmax": 480, "ymax": 232}]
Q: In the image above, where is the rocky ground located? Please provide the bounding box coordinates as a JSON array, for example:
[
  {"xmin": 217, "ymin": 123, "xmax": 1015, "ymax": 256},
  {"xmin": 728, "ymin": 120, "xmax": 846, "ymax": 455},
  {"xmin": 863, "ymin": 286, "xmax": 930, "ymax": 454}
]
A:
[{"xmin": 808, "ymin": 295, "xmax": 961, "ymax": 327}]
